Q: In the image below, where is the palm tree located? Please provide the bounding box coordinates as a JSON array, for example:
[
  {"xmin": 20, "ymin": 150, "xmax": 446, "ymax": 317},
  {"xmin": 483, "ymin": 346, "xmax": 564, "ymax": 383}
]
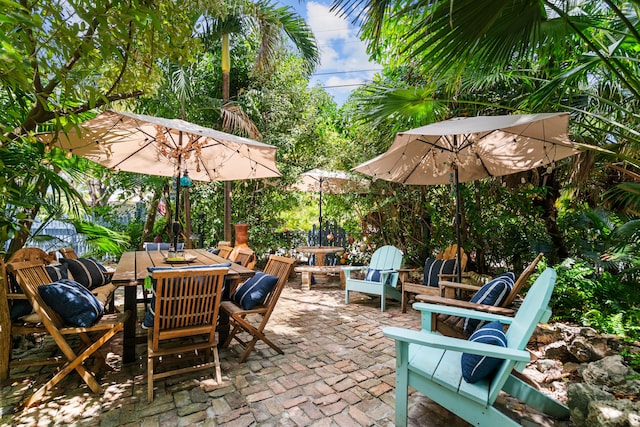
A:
[{"xmin": 200, "ymin": 0, "xmax": 319, "ymax": 240}]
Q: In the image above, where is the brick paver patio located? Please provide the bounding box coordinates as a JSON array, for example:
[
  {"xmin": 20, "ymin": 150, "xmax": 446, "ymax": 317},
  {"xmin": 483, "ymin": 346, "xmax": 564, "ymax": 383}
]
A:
[{"xmin": 0, "ymin": 278, "xmax": 568, "ymax": 426}]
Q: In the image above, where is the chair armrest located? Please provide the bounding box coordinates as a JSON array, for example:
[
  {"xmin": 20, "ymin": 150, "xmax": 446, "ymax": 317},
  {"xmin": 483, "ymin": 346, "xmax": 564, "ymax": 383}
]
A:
[
  {"xmin": 398, "ymin": 267, "xmax": 419, "ymax": 284},
  {"xmin": 412, "ymin": 300, "xmax": 516, "ymax": 327},
  {"xmin": 342, "ymin": 266, "xmax": 365, "ymax": 280},
  {"xmin": 414, "ymin": 295, "xmax": 516, "ymax": 316},
  {"xmin": 383, "ymin": 327, "xmax": 529, "ymax": 362},
  {"xmin": 438, "ymin": 280, "xmax": 481, "ymax": 291}
]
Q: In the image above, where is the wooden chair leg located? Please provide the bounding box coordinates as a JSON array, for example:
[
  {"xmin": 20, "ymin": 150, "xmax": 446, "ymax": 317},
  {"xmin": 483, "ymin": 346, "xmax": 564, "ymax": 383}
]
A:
[{"xmin": 23, "ymin": 327, "xmax": 121, "ymax": 408}]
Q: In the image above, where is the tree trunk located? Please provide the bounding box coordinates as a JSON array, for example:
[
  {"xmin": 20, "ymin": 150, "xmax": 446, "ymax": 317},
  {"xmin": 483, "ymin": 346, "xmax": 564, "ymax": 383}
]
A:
[
  {"xmin": 539, "ymin": 170, "xmax": 570, "ymax": 261},
  {"xmin": 141, "ymin": 190, "xmax": 161, "ymax": 246}
]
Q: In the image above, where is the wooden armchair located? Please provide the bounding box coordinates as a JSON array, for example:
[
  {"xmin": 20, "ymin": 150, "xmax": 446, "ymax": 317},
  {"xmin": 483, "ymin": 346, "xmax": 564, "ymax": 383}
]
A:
[
  {"xmin": 221, "ymin": 255, "xmax": 295, "ymax": 362},
  {"xmin": 6, "ymin": 260, "xmax": 128, "ymax": 408},
  {"xmin": 383, "ymin": 268, "xmax": 569, "ymax": 426},
  {"xmin": 417, "ymin": 253, "xmax": 544, "ymax": 339},
  {"xmin": 399, "ymin": 244, "xmax": 468, "ymax": 313},
  {"xmin": 344, "ymin": 245, "xmax": 404, "ymax": 312},
  {"xmin": 147, "ymin": 265, "xmax": 228, "ymax": 402}
]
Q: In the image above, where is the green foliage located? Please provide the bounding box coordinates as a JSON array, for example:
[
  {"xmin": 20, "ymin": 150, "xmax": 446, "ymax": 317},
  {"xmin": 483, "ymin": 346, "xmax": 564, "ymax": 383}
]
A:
[{"xmin": 550, "ymin": 258, "xmax": 640, "ymax": 341}]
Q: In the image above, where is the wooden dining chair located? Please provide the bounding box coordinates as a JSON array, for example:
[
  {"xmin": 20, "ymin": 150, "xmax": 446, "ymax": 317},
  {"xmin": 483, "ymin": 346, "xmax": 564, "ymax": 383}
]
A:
[
  {"xmin": 217, "ymin": 245, "xmax": 233, "ymax": 260},
  {"xmin": 147, "ymin": 265, "xmax": 228, "ymax": 402},
  {"xmin": 7, "ymin": 260, "xmax": 128, "ymax": 408},
  {"xmin": 233, "ymin": 247, "xmax": 256, "ymax": 270},
  {"xmin": 221, "ymin": 255, "xmax": 295, "ymax": 362},
  {"xmin": 58, "ymin": 247, "xmax": 79, "ymax": 259}
]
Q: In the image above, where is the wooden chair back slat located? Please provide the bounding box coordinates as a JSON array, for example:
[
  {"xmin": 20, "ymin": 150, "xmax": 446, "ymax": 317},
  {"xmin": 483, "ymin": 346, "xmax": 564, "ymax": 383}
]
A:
[
  {"xmin": 7, "ymin": 261, "xmax": 65, "ymax": 328},
  {"xmin": 59, "ymin": 247, "xmax": 79, "ymax": 259},
  {"xmin": 218, "ymin": 246, "xmax": 233, "ymax": 259}
]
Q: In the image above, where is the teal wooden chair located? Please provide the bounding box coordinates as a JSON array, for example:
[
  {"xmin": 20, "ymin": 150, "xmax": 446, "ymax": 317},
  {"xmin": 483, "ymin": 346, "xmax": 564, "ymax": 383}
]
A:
[
  {"xmin": 383, "ymin": 268, "xmax": 569, "ymax": 426},
  {"xmin": 343, "ymin": 245, "xmax": 403, "ymax": 312}
]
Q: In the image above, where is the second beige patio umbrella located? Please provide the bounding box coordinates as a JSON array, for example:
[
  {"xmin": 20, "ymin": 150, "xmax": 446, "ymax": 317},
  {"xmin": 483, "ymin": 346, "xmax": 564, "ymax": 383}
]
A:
[
  {"xmin": 43, "ymin": 109, "xmax": 281, "ymax": 249},
  {"xmin": 295, "ymin": 168, "xmax": 368, "ymax": 245},
  {"xmin": 354, "ymin": 112, "xmax": 582, "ymax": 279}
]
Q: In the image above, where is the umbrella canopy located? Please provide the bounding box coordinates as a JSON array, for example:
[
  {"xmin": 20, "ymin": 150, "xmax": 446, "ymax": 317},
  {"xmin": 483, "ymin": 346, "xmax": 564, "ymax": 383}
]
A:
[
  {"xmin": 42, "ymin": 109, "xmax": 281, "ymax": 249},
  {"xmin": 45, "ymin": 110, "xmax": 281, "ymax": 181},
  {"xmin": 295, "ymin": 168, "xmax": 368, "ymax": 245},
  {"xmin": 354, "ymin": 112, "xmax": 582, "ymax": 279}
]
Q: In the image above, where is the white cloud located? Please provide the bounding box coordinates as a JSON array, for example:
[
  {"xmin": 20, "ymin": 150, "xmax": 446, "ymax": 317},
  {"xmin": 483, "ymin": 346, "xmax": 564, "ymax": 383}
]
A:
[{"xmin": 305, "ymin": 1, "xmax": 381, "ymax": 104}]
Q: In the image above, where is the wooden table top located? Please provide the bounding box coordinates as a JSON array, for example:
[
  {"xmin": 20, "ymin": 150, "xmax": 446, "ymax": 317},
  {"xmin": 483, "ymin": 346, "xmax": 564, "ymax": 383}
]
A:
[{"xmin": 111, "ymin": 248, "xmax": 254, "ymax": 284}]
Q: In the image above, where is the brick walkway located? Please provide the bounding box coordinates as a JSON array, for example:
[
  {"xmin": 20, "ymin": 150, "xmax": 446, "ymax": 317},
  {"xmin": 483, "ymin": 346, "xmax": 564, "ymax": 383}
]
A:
[{"xmin": 0, "ymin": 279, "xmax": 567, "ymax": 426}]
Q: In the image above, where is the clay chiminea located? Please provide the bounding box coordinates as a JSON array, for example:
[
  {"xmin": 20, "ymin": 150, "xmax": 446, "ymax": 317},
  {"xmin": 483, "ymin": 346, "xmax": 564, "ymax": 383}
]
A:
[{"xmin": 229, "ymin": 223, "xmax": 251, "ymax": 261}]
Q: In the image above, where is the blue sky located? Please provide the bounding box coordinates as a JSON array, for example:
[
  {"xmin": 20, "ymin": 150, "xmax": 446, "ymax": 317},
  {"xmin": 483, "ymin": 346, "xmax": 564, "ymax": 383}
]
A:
[{"xmin": 277, "ymin": 0, "xmax": 382, "ymax": 106}]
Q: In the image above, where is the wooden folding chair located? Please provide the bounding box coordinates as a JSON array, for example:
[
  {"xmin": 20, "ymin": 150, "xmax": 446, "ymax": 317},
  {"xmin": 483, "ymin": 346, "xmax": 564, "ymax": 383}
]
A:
[
  {"xmin": 217, "ymin": 245, "xmax": 233, "ymax": 260},
  {"xmin": 147, "ymin": 266, "xmax": 228, "ymax": 401},
  {"xmin": 221, "ymin": 255, "xmax": 295, "ymax": 362},
  {"xmin": 232, "ymin": 247, "xmax": 256, "ymax": 270},
  {"xmin": 7, "ymin": 260, "xmax": 128, "ymax": 408},
  {"xmin": 58, "ymin": 247, "xmax": 79, "ymax": 259}
]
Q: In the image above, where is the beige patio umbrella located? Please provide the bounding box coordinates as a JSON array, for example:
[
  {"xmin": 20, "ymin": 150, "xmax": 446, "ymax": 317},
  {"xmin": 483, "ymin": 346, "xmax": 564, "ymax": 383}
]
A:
[
  {"xmin": 295, "ymin": 168, "xmax": 368, "ymax": 245},
  {"xmin": 354, "ymin": 112, "xmax": 582, "ymax": 279},
  {"xmin": 42, "ymin": 109, "xmax": 281, "ymax": 249}
]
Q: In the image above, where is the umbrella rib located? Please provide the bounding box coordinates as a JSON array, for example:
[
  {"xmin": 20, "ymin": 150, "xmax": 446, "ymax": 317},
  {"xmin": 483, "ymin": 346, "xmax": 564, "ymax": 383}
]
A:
[{"xmin": 107, "ymin": 124, "xmax": 174, "ymax": 172}]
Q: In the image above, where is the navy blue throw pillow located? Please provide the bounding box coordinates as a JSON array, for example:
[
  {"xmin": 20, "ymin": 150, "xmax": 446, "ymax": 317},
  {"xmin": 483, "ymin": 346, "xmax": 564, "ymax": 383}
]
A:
[
  {"xmin": 422, "ymin": 258, "xmax": 457, "ymax": 286},
  {"xmin": 495, "ymin": 272, "xmax": 515, "ymax": 286},
  {"xmin": 463, "ymin": 277, "xmax": 514, "ymax": 335},
  {"xmin": 45, "ymin": 263, "xmax": 69, "ymax": 281},
  {"xmin": 231, "ymin": 272, "xmax": 279, "ymax": 310},
  {"xmin": 61, "ymin": 258, "xmax": 110, "ymax": 289},
  {"xmin": 142, "ymin": 263, "xmax": 231, "ymax": 328},
  {"xmin": 38, "ymin": 279, "xmax": 104, "ymax": 327},
  {"xmin": 364, "ymin": 268, "xmax": 393, "ymax": 285},
  {"xmin": 461, "ymin": 321, "xmax": 507, "ymax": 383}
]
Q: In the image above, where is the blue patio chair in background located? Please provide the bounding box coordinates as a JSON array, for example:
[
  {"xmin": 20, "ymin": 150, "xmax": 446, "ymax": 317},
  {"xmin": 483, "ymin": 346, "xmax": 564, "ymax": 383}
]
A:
[{"xmin": 343, "ymin": 245, "xmax": 403, "ymax": 312}]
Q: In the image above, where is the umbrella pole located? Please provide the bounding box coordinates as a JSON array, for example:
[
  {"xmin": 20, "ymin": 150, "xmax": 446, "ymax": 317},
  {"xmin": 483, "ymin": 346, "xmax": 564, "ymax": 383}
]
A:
[
  {"xmin": 173, "ymin": 134, "xmax": 183, "ymax": 251},
  {"xmin": 318, "ymin": 182, "xmax": 323, "ymax": 247},
  {"xmin": 454, "ymin": 164, "xmax": 462, "ymax": 282}
]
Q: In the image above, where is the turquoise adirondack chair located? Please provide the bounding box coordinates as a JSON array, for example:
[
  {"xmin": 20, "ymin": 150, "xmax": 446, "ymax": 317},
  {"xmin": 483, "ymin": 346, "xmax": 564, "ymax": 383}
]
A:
[
  {"xmin": 343, "ymin": 245, "xmax": 403, "ymax": 312},
  {"xmin": 383, "ymin": 268, "xmax": 569, "ymax": 426}
]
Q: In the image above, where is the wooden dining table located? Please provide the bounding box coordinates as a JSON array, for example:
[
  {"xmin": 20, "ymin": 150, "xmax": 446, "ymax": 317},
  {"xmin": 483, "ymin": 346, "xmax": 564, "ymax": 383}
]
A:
[{"xmin": 111, "ymin": 248, "xmax": 255, "ymax": 364}]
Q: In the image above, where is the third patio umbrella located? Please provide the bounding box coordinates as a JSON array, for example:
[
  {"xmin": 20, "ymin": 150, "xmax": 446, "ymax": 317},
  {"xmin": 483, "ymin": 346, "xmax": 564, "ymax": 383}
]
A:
[
  {"xmin": 295, "ymin": 168, "xmax": 368, "ymax": 245},
  {"xmin": 354, "ymin": 112, "xmax": 582, "ymax": 280},
  {"xmin": 43, "ymin": 110, "xmax": 281, "ymax": 249}
]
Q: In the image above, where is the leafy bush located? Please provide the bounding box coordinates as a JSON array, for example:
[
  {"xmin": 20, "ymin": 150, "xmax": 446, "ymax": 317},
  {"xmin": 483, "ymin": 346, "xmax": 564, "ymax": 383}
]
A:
[{"xmin": 550, "ymin": 258, "xmax": 640, "ymax": 341}]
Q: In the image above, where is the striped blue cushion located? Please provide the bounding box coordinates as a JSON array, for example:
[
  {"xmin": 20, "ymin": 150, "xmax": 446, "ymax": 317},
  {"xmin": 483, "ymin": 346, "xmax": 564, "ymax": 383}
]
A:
[
  {"xmin": 231, "ymin": 272, "xmax": 278, "ymax": 310},
  {"xmin": 61, "ymin": 257, "xmax": 110, "ymax": 289},
  {"xmin": 422, "ymin": 258, "xmax": 457, "ymax": 286},
  {"xmin": 463, "ymin": 277, "xmax": 513, "ymax": 335},
  {"xmin": 461, "ymin": 321, "xmax": 507, "ymax": 383},
  {"xmin": 38, "ymin": 279, "xmax": 103, "ymax": 327},
  {"xmin": 365, "ymin": 268, "xmax": 393, "ymax": 284}
]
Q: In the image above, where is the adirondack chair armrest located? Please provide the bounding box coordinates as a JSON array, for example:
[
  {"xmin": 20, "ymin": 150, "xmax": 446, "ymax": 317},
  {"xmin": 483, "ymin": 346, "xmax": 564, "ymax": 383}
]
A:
[
  {"xmin": 383, "ymin": 326, "xmax": 530, "ymax": 362},
  {"xmin": 415, "ymin": 295, "xmax": 516, "ymax": 316},
  {"xmin": 342, "ymin": 266, "xmax": 365, "ymax": 279},
  {"xmin": 412, "ymin": 301, "xmax": 516, "ymax": 329}
]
